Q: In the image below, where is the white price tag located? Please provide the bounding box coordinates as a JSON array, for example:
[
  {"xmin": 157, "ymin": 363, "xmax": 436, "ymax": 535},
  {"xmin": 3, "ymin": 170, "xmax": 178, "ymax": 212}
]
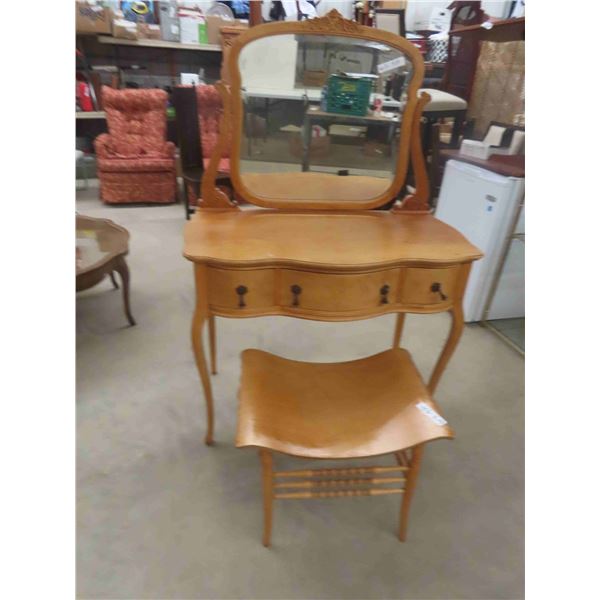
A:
[
  {"xmin": 377, "ymin": 56, "xmax": 406, "ymax": 74},
  {"xmin": 416, "ymin": 402, "xmax": 447, "ymax": 426}
]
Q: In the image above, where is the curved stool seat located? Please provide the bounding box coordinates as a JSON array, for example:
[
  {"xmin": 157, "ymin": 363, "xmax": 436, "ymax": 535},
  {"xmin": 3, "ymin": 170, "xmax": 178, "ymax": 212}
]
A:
[
  {"xmin": 236, "ymin": 348, "xmax": 454, "ymax": 546},
  {"xmin": 237, "ymin": 348, "xmax": 453, "ymax": 458}
]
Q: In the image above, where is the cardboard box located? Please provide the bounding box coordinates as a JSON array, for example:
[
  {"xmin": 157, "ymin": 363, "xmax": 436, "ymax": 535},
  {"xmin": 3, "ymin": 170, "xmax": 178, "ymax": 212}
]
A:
[
  {"xmin": 302, "ymin": 70, "xmax": 327, "ymax": 87},
  {"xmin": 206, "ymin": 15, "xmax": 234, "ymax": 45},
  {"xmin": 76, "ymin": 3, "xmax": 112, "ymax": 34},
  {"xmin": 379, "ymin": 1, "xmax": 407, "ymax": 9},
  {"xmin": 113, "ymin": 18, "xmax": 138, "ymax": 40},
  {"xmin": 205, "ymin": 16, "xmax": 247, "ymax": 46},
  {"xmin": 138, "ymin": 23, "xmax": 161, "ymax": 40}
]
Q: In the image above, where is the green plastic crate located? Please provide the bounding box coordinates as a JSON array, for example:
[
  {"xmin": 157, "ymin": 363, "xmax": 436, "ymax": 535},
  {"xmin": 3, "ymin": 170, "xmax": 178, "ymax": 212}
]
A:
[{"xmin": 325, "ymin": 74, "xmax": 373, "ymax": 116}]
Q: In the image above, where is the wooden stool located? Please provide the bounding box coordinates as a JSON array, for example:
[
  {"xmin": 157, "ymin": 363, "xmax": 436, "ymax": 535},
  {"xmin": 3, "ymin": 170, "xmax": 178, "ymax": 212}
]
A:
[{"xmin": 236, "ymin": 348, "xmax": 454, "ymax": 546}]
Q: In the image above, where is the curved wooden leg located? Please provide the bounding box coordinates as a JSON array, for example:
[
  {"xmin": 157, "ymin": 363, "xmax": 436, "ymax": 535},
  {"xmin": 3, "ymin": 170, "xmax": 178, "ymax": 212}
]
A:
[
  {"xmin": 114, "ymin": 256, "xmax": 135, "ymax": 326},
  {"xmin": 393, "ymin": 313, "xmax": 406, "ymax": 348},
  {"xmin": 428, "ymin": 304, "xmax": 464, "ymax": 395},
  {"xmin": 192, "ymin": 308, "xmax": 215, "ymax": 445},
  {"xmin": 260, "ymin": 449, "xmax": 274, "ymax": 548},
  {"xmin": 399, "ymin": 444, "xmax": 424, "ymax": 542},
  {"xmin": 109, "ymin": 271, "xmax": 119, "ymax": 289},
  {"xmin": 208, "ymin": 314, "xmax": 217, "ymax": 375}
]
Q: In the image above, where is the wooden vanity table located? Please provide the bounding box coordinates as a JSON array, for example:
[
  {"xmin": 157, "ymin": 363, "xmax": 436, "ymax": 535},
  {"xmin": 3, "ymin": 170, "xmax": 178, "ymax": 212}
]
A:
[{"xmin": 183, "ymin": 11, "xmax": 482, "ymax": 445}]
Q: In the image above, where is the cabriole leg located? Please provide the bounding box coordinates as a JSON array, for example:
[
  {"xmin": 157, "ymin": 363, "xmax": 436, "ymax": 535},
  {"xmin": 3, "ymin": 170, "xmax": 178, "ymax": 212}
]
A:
[
  {"xmin": 114, "ymin": 256, "xmax": 135, "ymax": 326},
  {"xmin": 191, "ymin": 307, "xmax": 215, "ymax": 445},
  {"xmin": 428, "ymin": 304, "xmax": 464, "ymax": 395},
  {"xmin": 208, "ymin": 314, "xmax": 217, "ymax": 375}
]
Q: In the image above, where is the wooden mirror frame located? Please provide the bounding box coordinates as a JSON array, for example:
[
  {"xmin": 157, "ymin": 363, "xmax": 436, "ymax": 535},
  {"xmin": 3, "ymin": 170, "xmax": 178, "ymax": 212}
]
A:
[{"xmin": 221, "ymin": 9, "xmax": 427, "ymax": 211}]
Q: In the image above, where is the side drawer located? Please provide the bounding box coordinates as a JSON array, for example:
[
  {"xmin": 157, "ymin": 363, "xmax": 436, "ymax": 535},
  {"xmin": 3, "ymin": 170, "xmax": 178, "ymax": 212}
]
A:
[
  {"xmin": 207, "ymin": 267, "xmax": 275, "ymax": 310},
  {"xmin": 400, "ymin": 267, "xmax": 458, "ymax": 306},
  {"xmin": 280, "ymin": 269, "xmax": 400, "ymax": 312}
]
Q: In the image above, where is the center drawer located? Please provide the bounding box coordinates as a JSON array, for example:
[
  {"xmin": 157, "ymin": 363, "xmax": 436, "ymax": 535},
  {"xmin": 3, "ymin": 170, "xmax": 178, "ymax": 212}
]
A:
[{"xmin": 280, "ymin": 269, "xmax": 400, "ymax": 312}]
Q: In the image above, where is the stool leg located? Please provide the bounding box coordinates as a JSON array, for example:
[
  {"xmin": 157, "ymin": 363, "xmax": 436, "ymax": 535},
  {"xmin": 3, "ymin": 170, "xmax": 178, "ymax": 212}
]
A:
[
  {"xmin": 399, "ymin": 444, "xmax": 424, "ymax": 542},
  {"xmin": 260, "ymin": 449, "xmax": 274, "ymax": 547}
]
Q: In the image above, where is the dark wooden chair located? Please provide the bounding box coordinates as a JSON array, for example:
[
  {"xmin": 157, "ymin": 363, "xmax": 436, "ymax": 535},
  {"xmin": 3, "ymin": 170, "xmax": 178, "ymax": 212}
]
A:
[{"xmin": 172, "ymin": 86, "xmax": 232, "ymax": 219}]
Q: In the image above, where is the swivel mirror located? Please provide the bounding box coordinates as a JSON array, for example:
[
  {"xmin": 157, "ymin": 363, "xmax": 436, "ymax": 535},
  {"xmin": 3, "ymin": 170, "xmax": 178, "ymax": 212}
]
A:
[{"xmin": 223, "ymin": 11, "xmax": 426, "ymax": 209}]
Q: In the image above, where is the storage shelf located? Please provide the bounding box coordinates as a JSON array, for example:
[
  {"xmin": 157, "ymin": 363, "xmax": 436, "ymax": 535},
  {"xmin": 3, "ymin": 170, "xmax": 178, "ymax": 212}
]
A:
[
  {"xmin": 76, "ymin": 111, "xmax": 106, "ymax": 119},
  {"xmin": 97, "ymin": 35, "xmax": 221, "ymax": 52}
]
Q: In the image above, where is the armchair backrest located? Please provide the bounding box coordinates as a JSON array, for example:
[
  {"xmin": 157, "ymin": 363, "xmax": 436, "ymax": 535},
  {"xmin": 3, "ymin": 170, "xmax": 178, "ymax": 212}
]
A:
[
  {"xmin": 102, "ymin": 86, "xmax": 168, "ymax": 157},
  {"xmin": 196, "ymin": 84, "xmax": 230, "ymax": 159}
]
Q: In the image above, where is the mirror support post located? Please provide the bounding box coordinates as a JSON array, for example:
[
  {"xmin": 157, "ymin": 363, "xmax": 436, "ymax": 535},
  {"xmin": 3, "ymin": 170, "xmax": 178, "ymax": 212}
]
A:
[
  {"xmin": 393, "ymin": 91, "xmax": 431, "ymax": 213},
  {"xmin": 200, "ymin": 82, "xmax": 239, "ymax": 210}
]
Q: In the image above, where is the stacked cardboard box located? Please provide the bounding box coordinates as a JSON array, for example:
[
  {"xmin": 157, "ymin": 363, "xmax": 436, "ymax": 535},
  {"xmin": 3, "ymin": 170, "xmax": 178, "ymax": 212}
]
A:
[{"xmin": 76, "ymin": 2, "xmax": 112, "ymax": 34}]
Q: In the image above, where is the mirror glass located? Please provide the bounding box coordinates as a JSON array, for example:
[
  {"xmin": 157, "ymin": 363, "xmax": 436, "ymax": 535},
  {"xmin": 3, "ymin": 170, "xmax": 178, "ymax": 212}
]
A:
[{"xmin": 237, "ymin": 33, "xmax": 415, "ymax": 204}]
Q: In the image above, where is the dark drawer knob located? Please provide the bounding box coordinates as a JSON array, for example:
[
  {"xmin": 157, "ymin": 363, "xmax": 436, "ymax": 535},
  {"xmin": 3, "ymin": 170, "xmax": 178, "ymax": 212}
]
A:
[
  {"xmin": 380, "ymin": 284, "xmax": 390, "ymax": 305},
  {"xmin": 430, "ymin": 282, "xmax": 447, "ymax": 301},
  {"xmin": 236, "ymin": 285, "xmax": 248, "ymax": 308},
  {"xmin": 291, "ymin": 284, "xmax": 302, "ymax": 306}
]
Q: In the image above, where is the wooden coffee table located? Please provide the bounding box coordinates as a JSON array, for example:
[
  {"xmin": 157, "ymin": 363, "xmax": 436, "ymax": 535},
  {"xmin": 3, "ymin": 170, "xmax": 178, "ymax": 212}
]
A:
[{"xmin": 76, "ymin": 215, "xmax": 136, "ymax": 326}]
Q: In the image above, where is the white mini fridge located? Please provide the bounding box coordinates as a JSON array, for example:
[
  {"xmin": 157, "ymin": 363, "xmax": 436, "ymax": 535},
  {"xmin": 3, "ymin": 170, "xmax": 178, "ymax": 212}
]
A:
[{"xmin": 435, "ymin": 159, "xmax": 525, "ymax": 323}]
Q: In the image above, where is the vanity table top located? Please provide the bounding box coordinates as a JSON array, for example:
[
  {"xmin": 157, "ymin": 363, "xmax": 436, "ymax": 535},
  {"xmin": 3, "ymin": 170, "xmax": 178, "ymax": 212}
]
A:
[{"xmin": 184, "ymin": 210, "xmax": 482, "ymax": 270}]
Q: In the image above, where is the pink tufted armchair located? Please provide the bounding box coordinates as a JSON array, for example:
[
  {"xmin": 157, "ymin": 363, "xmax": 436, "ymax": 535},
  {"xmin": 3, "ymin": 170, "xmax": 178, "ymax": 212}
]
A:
[
  {"xmin": 95, "ymin": 87, "xmax": 177, "ymax": 204},
  {"xmin": 196, "ymin": 84, "xmax": 231, "ymax": 173}
]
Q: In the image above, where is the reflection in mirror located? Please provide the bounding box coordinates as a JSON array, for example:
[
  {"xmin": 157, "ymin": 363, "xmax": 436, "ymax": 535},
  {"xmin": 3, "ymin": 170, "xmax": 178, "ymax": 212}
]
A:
[{"xmin": 237, "ymin": 33, "xmax": 414, "ymax": 203}]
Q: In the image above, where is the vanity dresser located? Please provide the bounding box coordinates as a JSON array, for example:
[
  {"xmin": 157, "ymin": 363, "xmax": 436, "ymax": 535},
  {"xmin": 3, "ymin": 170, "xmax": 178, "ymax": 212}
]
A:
[{"xmin": 183, "ymin": 10, "xmax": 482, "ymax": 445}]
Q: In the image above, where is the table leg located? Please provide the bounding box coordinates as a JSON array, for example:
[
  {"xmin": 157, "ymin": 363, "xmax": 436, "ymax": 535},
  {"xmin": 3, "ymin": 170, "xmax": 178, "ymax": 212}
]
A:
[
  {"xmin": 428, "ymin": 304, "xmax": 464, "ymax": 394},
  {"xmin": 191, "ymin": 267, "xmax": 215, "ymax": 445},
  {"xmin": 208, "ymin": 314, "xmax": 217, "ymax": 375},
  {"xmin": 113, "ymin": 256, "xmax": 135, "ymax": 326},
  {"xmin": 192, "ymin": 308, "xmax": 215, "ymax": 445},
  {"xmin": 109, "ymin": 272, "xmax": 119, "ymax": 289},
  {"xmin": 392, "ymin": 313, "xmax": 406, "ymax": 348}
]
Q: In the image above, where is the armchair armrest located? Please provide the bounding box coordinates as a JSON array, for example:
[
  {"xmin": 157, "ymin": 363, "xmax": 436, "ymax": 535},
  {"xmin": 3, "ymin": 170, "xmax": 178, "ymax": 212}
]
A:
[
  {"xmin": 162, "ymin": 141, "xmax": 176, "ymax": 159},
  {"xmin": 94, "ymin": 134, "xmax": 115, "ymax": 159}
]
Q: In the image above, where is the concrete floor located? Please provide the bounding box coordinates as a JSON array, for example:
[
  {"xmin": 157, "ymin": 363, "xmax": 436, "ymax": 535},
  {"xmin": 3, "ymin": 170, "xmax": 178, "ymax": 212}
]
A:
[
  {"xmin": 76, "ymin": 184, "xmax": 524, "ymax": 600},
  {"xmin": 486, "ymin": 318, "xmax": 525, "ymax": 352}
]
